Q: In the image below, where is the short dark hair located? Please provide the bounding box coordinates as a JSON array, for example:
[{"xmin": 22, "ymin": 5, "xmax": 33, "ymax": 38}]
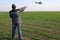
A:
[{"xmin": 12, "ymin": 4, "xmax": 16, "ymax": 8}]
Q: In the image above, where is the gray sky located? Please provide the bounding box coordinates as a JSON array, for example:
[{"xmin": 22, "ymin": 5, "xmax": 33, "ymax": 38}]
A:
[{"xmin": 0, "ymin": 0, "xmax": 60, "ymax": 11}]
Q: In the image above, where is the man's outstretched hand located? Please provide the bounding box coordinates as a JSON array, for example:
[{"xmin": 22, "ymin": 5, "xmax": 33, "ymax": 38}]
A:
[
  {"xmin": 21, "ymin": 6, "xmax": 27, "ymax": 10},
  {"xmin": 24, "ymin": 6, "xmax": 27, "ymax": 9}
]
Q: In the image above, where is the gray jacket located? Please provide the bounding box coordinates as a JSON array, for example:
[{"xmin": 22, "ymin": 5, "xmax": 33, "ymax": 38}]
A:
[{"xmin": 9, "ymin": 7, "xmax": 26, "ymax": 25}]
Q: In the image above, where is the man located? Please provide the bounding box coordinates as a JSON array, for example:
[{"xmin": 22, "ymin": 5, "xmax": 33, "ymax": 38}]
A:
[{"xmin": 9, "ymin": 4, "xmax": 27, "ymax": 40}]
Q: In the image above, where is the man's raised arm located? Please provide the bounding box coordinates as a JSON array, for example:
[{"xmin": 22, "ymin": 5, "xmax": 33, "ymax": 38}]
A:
[{"xmin": 17, "ymin": 6, "xmax": 27, "ymax": 13}]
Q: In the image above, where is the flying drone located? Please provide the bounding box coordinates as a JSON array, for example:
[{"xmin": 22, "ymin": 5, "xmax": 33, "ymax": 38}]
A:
[{"xmin": 35, "ymin": 1, "xmax": 42, "ymax": 4}]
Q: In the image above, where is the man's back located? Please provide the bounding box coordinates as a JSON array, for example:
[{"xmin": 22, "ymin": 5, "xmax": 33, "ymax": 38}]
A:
[{"xmin": 9, "ymin": 9, "xmax": 21, "ymax": 25}]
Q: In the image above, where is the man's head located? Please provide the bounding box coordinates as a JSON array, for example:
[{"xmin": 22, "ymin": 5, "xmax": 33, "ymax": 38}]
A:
[{"xmin": 12, "ymin": 4, "xmax": 16, "ymax": 9}]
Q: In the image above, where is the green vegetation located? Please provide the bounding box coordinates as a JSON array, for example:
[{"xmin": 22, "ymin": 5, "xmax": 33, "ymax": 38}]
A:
[{"xmin": 0, "ymin": 12, "xmax": 60, "ymax": 40}]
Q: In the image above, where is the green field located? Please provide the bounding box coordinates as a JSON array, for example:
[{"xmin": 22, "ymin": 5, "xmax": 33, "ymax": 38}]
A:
[{"xmin": 0, "ymin": 12, "xmax": 60, "ymax": 40}]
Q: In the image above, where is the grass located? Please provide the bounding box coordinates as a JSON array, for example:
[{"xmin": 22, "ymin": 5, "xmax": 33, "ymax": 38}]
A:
[{"xmin": 0, "ymin": 11, "xmax": 60, "ymax": 40}]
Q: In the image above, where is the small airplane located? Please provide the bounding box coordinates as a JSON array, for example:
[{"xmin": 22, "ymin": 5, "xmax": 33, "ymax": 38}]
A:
[{"xmin": 35, "ymin": 1, "xmax": 42, "ymax": 4}]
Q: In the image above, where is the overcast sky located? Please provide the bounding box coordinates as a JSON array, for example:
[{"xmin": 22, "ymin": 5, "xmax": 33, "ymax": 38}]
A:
[{"xmin": 0, "ymin": 0, "xmax": 60, "ymax": 11}]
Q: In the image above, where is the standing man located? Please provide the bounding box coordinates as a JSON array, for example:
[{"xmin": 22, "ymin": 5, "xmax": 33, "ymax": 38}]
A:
[{"xmin": 9, "ymin": 4, "xmax": 27, "ymax": 40}]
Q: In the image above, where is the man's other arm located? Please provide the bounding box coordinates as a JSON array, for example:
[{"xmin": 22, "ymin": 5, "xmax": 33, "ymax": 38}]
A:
[{"xmin": 9, "ymin": 11, "xmax": 12, "ymax": 18}]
